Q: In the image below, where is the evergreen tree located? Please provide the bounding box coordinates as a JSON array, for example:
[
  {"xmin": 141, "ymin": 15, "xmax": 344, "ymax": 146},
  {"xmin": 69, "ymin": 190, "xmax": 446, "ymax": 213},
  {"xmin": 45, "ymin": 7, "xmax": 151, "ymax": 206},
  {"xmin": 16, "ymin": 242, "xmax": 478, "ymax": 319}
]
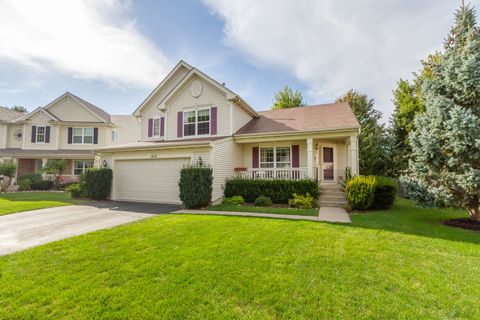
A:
[
  {"xmin": 272, "ymin": 86, "xmax": 306, "ymax": 109},
  {"xmin": 409, "ymin": 4, "xmax": 480, "ymax": 221},
  {"xmin": 336, "ymin": 90, "xmax": 390, "ymax": 176}
]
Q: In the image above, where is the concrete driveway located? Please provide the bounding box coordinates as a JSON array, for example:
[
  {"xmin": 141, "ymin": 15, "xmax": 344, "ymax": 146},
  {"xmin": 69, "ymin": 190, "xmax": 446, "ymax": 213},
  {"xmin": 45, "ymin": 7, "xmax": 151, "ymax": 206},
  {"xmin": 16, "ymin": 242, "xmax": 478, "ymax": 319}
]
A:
[{"xmin": 0, "ymin": 201, "xmax": 180, "ymax": 255}]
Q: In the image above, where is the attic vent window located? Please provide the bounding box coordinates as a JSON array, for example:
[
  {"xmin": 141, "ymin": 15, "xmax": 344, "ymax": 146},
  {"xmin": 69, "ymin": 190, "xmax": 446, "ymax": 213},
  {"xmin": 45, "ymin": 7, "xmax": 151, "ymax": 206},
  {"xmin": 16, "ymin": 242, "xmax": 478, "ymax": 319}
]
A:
[{"xmin": 190, "ymin": 80, "xmax": 203, "ymax": 98}]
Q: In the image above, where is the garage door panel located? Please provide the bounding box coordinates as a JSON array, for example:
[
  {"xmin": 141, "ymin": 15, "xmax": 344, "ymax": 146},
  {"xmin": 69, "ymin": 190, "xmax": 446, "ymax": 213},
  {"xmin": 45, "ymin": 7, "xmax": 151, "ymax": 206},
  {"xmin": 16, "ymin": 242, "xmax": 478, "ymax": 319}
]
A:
[{"xmin": 114, "ymin": 158, "xmax": 189, "ymax": 203}]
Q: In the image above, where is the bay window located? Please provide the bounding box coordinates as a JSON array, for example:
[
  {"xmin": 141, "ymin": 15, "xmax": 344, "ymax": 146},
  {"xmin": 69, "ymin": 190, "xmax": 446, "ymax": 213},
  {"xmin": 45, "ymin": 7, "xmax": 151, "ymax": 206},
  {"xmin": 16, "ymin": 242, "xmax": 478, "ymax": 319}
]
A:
[{"xmin": 184, "ymin": 108, "xmax": 210, "ymax": 136}]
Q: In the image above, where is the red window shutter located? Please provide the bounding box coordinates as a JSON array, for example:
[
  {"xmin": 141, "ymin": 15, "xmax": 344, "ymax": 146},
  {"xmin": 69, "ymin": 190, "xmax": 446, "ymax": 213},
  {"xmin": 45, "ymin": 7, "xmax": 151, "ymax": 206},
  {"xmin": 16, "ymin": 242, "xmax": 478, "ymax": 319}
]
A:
[
  {"xmin": 67, "ymin": 127, "xmax": 72, "ymax": 144},
  {"xmin": 177, "ymin": 112, "xmax": 183, "ymax": 138},
  {"xmin": 252, "ymin": 147, "xmax": 259, "ymax": 168},
  {"xmin": 147, "ymin": 118, "xmax": 153, "ymax": 137},
  {"xmin": 45, "ymin": 126, "xmax": 50, "ymax": 143},
  {"xmin": 31, "ymin": 126, "xmax": 37, "ymax": 143},
  {"xmin": 93, "ymin": 128, "xmax": 98, "ymax": 144},
  {"xmin": 211, "ymin": 107, "xmax": 217, "ymax": 135},
  {"xmin": 160, "ymin": 117, "xmax": 165, "ymax": 137},
  {"xmin": 292, "ymin": 145, "xmax": 299, "ymax": 168}
]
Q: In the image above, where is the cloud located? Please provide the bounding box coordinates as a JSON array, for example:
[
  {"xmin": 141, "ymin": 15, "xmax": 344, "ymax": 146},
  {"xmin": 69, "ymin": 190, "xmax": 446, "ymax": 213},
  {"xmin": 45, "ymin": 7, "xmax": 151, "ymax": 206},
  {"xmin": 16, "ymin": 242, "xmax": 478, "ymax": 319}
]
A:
[
  {"xmin": 202, "ymin": 0, "xmax": 477, "ymax": 119},
  {"xmin": 0, "ymin": 0, "xmax": 171, "ymax": 88}
]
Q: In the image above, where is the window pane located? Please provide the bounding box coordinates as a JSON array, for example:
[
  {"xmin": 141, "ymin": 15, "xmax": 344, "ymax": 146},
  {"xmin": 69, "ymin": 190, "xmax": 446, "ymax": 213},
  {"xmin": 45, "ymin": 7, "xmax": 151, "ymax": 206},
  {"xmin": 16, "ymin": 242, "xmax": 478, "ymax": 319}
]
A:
[
  {"xmin": 323, "ymin": 147, "xmax": 334, "ymax": 162},
  {"xmin": 84, "ymin": 136, "xmax": 93, "ymax": 144},
  {"xmin": 184, "ymin": 123, "xmax": 195, "ymax": 136},
  {"xmin": 84, "ymin": 128, "xmax": 93, "ymax": 144},
  {"xmin": 85, "ymin": 161, "xmax": 94, "ymax": 170},
  {"xmin": 73, "ymin": 128, "xmax": 83, "ymax": 136},
  {"xmin": 260, "ymin": 147, "xmax": 274, "ymax": 168},
  {"xmin": 153, "ymin": 119, "xmax": 160, "ymax": 136},
  {"xmin": 197, "ymin": 109, "xmax": 210, "ymax": 122},
  {"xmin": 184, "ymin": 111, "xmax": 196, "ymax": 124},
  {"xmin": 73, "ymin": 136, "xmax": 82, "ymax": 144},
  {"xmin": 276, "ymin": 147, "xmax": 290, "ymax": 163},
  {"xmin": 197, "ymin": 122, "xmax": 210, "ymax": 135},
  {"xmin": 74, "ymin": 161, "xmax": 83, "ymax": 175},
  {"xmin": 37, "ymin": 126, "xmax": 45, "ymax": 134}
]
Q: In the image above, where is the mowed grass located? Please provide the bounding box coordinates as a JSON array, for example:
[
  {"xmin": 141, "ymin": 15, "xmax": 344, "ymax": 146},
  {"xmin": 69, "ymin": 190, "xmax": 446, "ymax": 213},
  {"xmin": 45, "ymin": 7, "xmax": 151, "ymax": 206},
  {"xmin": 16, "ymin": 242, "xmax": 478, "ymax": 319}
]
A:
[
  {"xmin": 1, "ymin": 198, "xmax": 480, "ymax": 319},
  {"xmin": 0, "ymin": 192, "xmax": 82, "ymax": 216},
  {"xmin": 207, "ymin": 203, "xmax": 318, "ymax": 216}
]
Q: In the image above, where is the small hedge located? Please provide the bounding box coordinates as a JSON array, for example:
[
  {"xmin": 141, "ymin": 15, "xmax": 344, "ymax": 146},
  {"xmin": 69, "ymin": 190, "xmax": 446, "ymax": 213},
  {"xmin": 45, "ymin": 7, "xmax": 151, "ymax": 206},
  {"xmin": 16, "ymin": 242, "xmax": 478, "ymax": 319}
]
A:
[
  {"xmin": 224, "ymin": 178, "xmax": 319, "ymax": 204},
  {"xmin": 83, "ymin": 168, "xmax": 113, "ymax": 200},
  {"xmin": 254, "ymin": 195, "xmax": 272, "ymax": 207},
  {"xmin": 31, "ymin": 180, "xmax": 53, "ymax": 190},
  {"xmin": 346, "ymin": 175, "xmax": 397, "ymax": 210},
  {"xmin": 179, "ymin": 165, "xmax": 213, "ymax": 209},
  {"xmin": 19, "ymin": 173, "xmax": 42, "ymax": 185}
]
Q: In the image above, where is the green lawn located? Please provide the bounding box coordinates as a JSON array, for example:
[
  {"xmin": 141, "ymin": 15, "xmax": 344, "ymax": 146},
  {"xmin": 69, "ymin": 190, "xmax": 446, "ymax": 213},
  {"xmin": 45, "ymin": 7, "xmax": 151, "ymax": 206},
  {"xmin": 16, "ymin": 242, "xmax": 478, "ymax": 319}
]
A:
[
  {"xmin": 1, "ymin": 198, "xmax": 480, "ymax": 319},
  {"xmin": 207, "ymin": 203, "xmax": 318, "ymax": 216},
  {"xmin": 0, "ymin": 192, "xmax": 81, "ymax": 216}
]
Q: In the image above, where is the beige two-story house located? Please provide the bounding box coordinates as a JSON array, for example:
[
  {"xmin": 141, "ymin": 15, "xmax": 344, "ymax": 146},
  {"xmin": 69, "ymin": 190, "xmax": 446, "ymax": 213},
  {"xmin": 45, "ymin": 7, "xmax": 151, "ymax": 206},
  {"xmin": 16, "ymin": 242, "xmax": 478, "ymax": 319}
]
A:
[
  {"xmin": 96, "ymin": 61, "xmax": 360, "ymax": 204},
  {"xmin": 0, "ymin": 92, "xmax": 139, "ymax": 183}
]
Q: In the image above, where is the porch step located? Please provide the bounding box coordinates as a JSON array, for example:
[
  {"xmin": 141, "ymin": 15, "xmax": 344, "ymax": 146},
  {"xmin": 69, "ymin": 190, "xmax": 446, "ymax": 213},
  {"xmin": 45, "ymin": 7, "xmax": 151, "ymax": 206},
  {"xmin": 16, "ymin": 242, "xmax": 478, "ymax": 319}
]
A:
[
  {"xmin": 318, "ymin": 200, "xmax": 348, "ymax": 208},
  {"xmin": 320, "ymin": 195, "xmax": 347, "ymax": 202},
  {"xmin": 319, "ymin": 184, "xmax": 347, "ymax": 208}
]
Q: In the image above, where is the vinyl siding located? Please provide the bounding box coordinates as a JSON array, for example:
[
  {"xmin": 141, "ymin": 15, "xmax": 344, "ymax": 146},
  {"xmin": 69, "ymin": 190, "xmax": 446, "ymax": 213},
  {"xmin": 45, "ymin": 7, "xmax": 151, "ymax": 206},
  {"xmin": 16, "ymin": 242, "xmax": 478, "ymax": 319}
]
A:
[
  {"xmin": 6, "ymin": 125, "xmax": 23, "ymax": 149},
  {"xmin": 23, "ymin": 112, "xmax": 57, "ymax": 150},
  {"xmin": 234, "ymin": 103, "xmax": 254, "ymax": 132},
  {"xmin": 211, "ymin": 137, "xmax": 243, "ymax": 202},
  {"xmin": 47, "ymin": 96, "xmax": 102, "ymax": 122}
]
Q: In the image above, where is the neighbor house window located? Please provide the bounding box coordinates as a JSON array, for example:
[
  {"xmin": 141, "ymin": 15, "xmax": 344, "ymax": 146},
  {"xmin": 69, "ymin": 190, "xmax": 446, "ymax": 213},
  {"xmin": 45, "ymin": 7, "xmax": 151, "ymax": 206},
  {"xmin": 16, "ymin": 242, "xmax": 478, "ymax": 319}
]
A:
[
  {"xmin": 74, "ymin": 160, "xmax": 94, "ymax": 175},
  {"xmin": 183, "ymin": 108, "xmax": 210, "ymax": 136},
  {"xmin": 152, "ymin": 118, "xmax": 160, "ymax": 136},
  {"xmin": 111, "ymin": 130, "xmax": 117, "ymax": 141},
  {"xmin": 260, "ymin": 146, "xmax": 291, "ymax": 168},
  {"xmin": 73, "ymin": 128, "xmax": 93, "ymax": 144},
  {"xmin": 36, "ymin": 126, "xmax": 46, "ymax": 143}
]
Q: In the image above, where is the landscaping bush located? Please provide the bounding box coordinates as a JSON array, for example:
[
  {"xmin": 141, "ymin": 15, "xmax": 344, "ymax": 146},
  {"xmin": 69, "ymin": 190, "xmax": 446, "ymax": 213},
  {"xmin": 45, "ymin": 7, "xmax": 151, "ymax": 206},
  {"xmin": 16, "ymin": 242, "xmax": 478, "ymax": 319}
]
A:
[
  {"xmin": 179, "ymin": 165, "xmax": 213, "ymax": 209},
  {"xmin": 19, "ymin": 173, "xmax": 42, "ymax": 185},
  {"xmin": 66, "ymin": 183, "xmax": 84, "ymax": 198},
  {"xmin": 222, "ymin": 195, "xmax": 244, "ymax": 205},
  {"xmin": 345, "ymin": 176, "xmax": 377, "ymax": 210},
  {"xmin": 19, "ymin": 178, "xmax": 32, "ymax": 191},
  {"xmin": 289, "ymin": 193, "xmax": 315, "ymax": 209},
  {"xmin": 372, "ymin": 176, "xmax": 397, "ymax": 210},
  {"xmin": 31, "ymin": 180, "xmax": 53, "ymax": 190},
  {"xmin": 254, "ymin": 195, "xmax": 272, "ymax": 207},
  {"xmin": 83, "ymin": 168, "xmax": 113, "ymax": 200},
  {"xmin": 224, "ymin": 178, "xmax": 319, "ymax": 204}
]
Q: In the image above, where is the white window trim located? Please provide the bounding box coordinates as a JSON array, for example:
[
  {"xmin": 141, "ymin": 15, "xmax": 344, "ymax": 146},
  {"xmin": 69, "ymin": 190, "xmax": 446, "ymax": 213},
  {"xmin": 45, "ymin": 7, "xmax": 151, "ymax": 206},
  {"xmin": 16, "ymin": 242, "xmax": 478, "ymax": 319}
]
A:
[
  {"xmin": 183, "ymin": 107, "xmax": 211, "ymax": 137},
  {"xmin": 35, "ymin": 125, "xmax": 46, "ymax": 144},
  {"xmin": 73, "ymin": 127, "xmax": 94, "ymax": 145},
  {"xmin": 152, "ymin": 117, "xmax": 161, "ymax": 137},
  {"xmin": 73, "ymin": 160, "xmax": 94, "ymax": 176},
  {"xmin": 259, "ymin": 145, "xmax": 292, "ymax": 169}
]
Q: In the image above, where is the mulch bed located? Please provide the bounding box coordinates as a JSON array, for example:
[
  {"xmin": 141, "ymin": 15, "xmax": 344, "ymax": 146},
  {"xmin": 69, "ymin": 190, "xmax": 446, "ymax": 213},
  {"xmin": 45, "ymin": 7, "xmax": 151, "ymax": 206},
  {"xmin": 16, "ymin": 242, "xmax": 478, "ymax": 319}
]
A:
[{"xmin": 444, "ymin": 218, "xmax": 480, "ymax": 232}]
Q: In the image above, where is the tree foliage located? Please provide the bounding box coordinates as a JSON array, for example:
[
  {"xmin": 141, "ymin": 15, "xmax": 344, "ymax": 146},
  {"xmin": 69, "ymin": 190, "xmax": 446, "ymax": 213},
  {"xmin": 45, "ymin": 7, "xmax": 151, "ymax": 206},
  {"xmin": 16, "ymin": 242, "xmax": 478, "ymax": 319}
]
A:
[
  {"xmin": 336, "ymin": 90, "xmax": 390, "ymax": 176},
  {"xmin": 0, "ymin": 163, "xmax": 16, "ymax": 192},
  {"xmin": 409, "ymin": 4, "xmax": 480, "ymax": 221},
  {"xmin": 11, "ymin": 106, "xmax": 27, "ymax": 113},
  {"xmin": 272, "ymin": 86, "xmax": 306, "ymax": 109}
]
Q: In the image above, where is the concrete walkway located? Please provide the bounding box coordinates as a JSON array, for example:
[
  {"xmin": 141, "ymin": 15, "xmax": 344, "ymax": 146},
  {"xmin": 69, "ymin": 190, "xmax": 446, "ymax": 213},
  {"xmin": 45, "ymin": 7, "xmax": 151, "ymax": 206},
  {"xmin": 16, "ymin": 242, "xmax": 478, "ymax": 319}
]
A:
[{"xmin": 174, "ymin": 207, "xmax": 351, "ymax": 223}]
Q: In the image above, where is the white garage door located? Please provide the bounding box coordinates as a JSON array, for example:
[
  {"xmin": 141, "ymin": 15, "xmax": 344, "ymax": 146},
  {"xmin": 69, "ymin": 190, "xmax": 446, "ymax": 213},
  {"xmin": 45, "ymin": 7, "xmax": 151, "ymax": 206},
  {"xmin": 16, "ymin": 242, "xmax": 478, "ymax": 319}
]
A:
[{"xmin": 114, "ymin": 158, "xmax": 189, "ymax": 203}]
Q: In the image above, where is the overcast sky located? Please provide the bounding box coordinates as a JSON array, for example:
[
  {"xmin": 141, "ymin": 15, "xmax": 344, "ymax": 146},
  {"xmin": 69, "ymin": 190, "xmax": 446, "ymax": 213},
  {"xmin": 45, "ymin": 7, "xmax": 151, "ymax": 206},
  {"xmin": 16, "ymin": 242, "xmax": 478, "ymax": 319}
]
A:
[{"xmin": 0, "ymin": 0, "xmax": 477, "ymax": 121}]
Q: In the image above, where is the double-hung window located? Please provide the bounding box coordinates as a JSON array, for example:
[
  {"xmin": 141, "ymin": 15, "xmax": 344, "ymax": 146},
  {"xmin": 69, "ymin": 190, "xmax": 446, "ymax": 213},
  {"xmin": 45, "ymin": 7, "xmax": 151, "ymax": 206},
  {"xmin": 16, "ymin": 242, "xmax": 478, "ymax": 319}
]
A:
[
  {"xmin": 73, "ymin": 128, "xmax": 93, "ymax": 144},
  {"xmin": 152, "ymin": 118, "xmax": 160, "ymax": 137},
  {"xmin": 184, "ymin": 108, "xmax": 210, "ymax": 137},
  {"xmin": 74, "ymin": 160, "xmax": 94, "ymax": 175},
  {"xmin": 260, "ymin": 146, "xmax": 291, "ymax": 168},
  {"xmin": 36, "ymin": 126, "xmax": 46, "ymax": 143}
]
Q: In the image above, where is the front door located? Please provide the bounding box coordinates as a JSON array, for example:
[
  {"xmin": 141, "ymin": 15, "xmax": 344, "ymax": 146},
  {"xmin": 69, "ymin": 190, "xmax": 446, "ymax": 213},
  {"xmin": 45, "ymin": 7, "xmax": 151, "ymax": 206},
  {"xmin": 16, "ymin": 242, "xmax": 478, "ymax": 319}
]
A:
[{"xmin": 322, "ymin": 147, "xmax": 334, "ymax": 182}]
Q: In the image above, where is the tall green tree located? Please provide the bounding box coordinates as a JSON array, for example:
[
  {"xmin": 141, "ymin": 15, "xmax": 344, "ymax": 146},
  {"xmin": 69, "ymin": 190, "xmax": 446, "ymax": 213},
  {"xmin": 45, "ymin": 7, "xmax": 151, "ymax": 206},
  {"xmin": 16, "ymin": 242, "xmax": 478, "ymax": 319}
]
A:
[
  {"xmin": 336, "ymin": 90, "xmax": 390, "ymax": 176},
  {"xmin": 11, "ymin": 106, "xmax": 27, "ymax": 113},
  {"xmin": 272, "ymin": 86, "xmax": 306, "ymax": 109},
  {"xmin": 409, "ymin": 4, "xmax": 480, "ymax": 221}
]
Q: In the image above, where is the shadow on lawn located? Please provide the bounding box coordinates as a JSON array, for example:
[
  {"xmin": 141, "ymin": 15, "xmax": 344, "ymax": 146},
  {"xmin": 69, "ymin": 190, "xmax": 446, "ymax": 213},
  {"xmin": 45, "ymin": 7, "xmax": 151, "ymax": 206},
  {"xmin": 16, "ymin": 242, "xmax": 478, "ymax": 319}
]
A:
[{"xmin": 346, "ymin": 197, "xmax": 480, "ymax": 245}]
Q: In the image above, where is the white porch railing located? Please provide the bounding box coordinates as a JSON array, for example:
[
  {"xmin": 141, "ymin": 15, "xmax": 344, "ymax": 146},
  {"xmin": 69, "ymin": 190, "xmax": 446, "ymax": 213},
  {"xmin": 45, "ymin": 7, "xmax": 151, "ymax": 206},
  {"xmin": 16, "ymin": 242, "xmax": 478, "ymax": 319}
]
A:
[
  {"xmin": 236, "ymin": 168, "xmax": 315, "ymax": 180},
  {"xmin": 42, "ymin": 174, "xmax": 80, "ymax": 183}
]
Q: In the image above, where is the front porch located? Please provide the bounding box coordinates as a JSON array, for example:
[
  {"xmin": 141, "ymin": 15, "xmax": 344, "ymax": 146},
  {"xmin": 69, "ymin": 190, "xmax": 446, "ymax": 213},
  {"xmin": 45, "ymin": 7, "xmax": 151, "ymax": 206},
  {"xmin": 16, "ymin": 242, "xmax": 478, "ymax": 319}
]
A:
[{"xmin": 233, "ymin": 131, "xmax": 359, "ymax": 183}]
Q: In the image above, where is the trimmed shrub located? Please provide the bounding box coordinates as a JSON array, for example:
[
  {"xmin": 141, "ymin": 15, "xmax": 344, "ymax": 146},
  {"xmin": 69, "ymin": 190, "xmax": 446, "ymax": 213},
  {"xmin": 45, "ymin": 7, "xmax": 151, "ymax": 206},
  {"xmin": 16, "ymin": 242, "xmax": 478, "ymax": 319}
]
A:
[
  {"xmin": 255, "ymin": 195, "xmax": 272, "ymax": 207},
  {"xmin": 19, "ymin": 173, "xmax": 42, "ymax": 185},
  {"xmin": 19, "ymin": 178, "xmax": 32, "ymax": 191},
  {"xmin": 222, "ymin": 196, "xmax": 244, "ymax": 205},
  {"xmin": 289, "ymin": 192, "xmax": 315, "ymax": 209},
  {"xmin": 66, "ymin": 183, "xmax": 84, "ymax": 198},
  {"xmin": 345, "ymin": 176, "xmax": 377, "ymax": 210},
  {"xmin": 372, "ymin": 176, "xmax": 397, "ymax": 210},
  {"xmin": 179, "ymin": 165, "xmax": 213, "ymax": 209},
  {"xmin": 224, "ymin": 178, "xmax": 319, "ymax": 204},
  {"xmin": 83, "ymin": 168, "xmax": 113, "ymax": 200},
  {"xmin": 31, "ymin": 180, "xmax": 53, "ymax": 190}
]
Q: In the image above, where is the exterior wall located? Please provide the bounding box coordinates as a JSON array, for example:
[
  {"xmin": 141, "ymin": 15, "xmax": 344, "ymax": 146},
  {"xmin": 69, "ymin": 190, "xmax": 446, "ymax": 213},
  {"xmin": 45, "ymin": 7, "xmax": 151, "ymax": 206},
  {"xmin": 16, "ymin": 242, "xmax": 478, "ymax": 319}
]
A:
[
  {"xmin": 47, "ymin": 96, "xmax": 102, "ymax": 122},
  {"xmin": 58, "ymin": 125, "xmax": 109, "ymax": 149},
  {"xmin": 17, "ymin": 159, "xmax": 36, "ymax": 177},
  {"xmin": 211, "ymin": 137, "xmax": 243, "ymax": 202},
  {"xmin": 110, "ymin": 116, "xmax": 140, "ymax": 145},
  {"xmin": 0, "ymin": 124, "xmax": 7, "ymax": 148},
  {"xmin": 6, "ymin": 124, "xmax": 23, "ymax": 148},
  {"xmin": 234, "ymin": 103, "xmax": 254, "ymax": 132},
  {"xmin": 140, "ymin": 67, "xmax": 189, "ymax": 141},
  {"xmin": 166, "ymin": 75, "xmax": 231, "ymax": 139},
  {"xmin": 23, "ymin": 112, "xmax": 57, "ymax": 150},
  {"xmin": 316, "ymin": 139, "xmax": 349, "ymax": 182}
]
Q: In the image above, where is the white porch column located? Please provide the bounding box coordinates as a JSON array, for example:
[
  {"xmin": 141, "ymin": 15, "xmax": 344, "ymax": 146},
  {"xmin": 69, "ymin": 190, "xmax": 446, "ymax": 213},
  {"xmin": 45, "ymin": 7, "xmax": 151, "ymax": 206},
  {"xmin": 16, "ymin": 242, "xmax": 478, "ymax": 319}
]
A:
[
  {"xmin": 349, "ymin": 136, "xmax": 359, "ymax": 175},
  {"xmin": 307, "ymin": 138, "xmax": 313, "ymax": 178},
  {"xmin": 42, "ymin": 158, "xmax": 48, "ymax": 168}
]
